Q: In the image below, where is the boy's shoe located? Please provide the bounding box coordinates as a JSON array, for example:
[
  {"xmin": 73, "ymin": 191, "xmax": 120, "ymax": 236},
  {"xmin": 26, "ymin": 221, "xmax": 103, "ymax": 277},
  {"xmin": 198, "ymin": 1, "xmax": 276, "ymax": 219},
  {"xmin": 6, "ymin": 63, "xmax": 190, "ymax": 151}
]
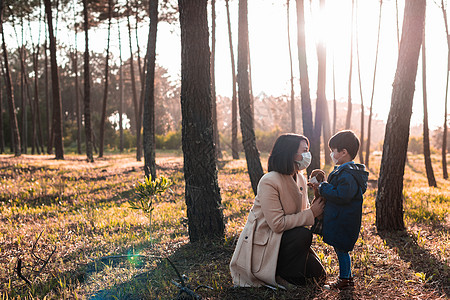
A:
[{"xmin": 323, "ymin": 277, "xmax": 354, "ymax": 290}]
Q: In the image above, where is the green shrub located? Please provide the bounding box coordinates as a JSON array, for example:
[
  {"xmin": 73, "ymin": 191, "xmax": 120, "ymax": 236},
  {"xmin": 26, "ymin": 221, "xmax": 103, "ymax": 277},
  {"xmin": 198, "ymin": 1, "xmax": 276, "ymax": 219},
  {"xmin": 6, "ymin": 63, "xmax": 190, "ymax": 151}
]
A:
[
  {"xmin": 255, "ymin": 127, "xmax": 282, "ymax": 153},
  {"xmin": 156, "ymin": 128, "xmax": 181, "ymax": 150}
]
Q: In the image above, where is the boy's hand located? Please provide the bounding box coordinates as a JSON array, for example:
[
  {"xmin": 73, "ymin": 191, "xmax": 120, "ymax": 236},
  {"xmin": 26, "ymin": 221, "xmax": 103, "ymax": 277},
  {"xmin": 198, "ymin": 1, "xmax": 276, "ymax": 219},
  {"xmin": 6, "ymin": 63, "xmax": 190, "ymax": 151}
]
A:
[{"xmin": 308, "ymin": 181, "xmax": 321, "ymax": 198}]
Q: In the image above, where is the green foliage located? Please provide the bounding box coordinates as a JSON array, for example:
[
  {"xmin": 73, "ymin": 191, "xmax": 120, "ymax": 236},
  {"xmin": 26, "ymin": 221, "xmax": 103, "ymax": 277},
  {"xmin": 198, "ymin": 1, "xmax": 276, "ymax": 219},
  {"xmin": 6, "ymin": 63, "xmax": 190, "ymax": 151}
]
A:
[
  {"xmin": 408, "ymin": 136, "xmax": 423, "ymax": 154},
  {"xmin": 129, "ymin": 175, "xmax": 173, "ymax": 242},
  {"xmin": 156, "ymin": 129, "xmax": 181, "ymax": 150},
  {"xmin": 255, "ymin": 127, "xmax": 282, "ymax": 153}
]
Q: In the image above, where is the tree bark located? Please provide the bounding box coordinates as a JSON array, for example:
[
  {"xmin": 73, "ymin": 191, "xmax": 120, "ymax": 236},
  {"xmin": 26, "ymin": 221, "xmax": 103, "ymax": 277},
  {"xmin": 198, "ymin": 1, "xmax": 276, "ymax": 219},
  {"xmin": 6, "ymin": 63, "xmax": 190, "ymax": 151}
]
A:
[
  {"xmin": 143, "ymin": 0, "xmax": 158, "ymax": 180},
  {"xmin": 332, "ymin": 53, "xmax": 336, "ymax": 135},
  {"xmin": 83, "ymin": 0, "xmax": 93, "ymax": 162},
  {"xmin": 134, "ymin": 1, "xmax": 145, "ymax": 162},
  {"xmin": 225, "ymin": 0, "xmax": 239, "ymax": 159},
  {"xmin": 0, "ymin": 73, "xmax": 3, "ymax": 154},
  {"xmin": 14, "ymin": 20, "xmax": 27, "ymax": 154},
  {"xmin": 99, "ymin": 0, "xmax": 113, "ymax": 158},
  {"xmin": 238, "ymin": 0, "xmax": 264, "ymax": 195},
  {"xmin": 365, "ymin": 0, "xmax": 382, "ymax": 169},
  {"xmin": 421, "ymin": 30, "xmax": 437, "ymax": 187},
  {"xmin": 118, "ymin": 19, "xmax": 124, "ymax": 153},
  {"xmin": 126, "ymin": 1, "xmax": 141, "ymax": 161},
  {"xmin": 345, "ymin": 0, "xmax": 355, "ymax": 130},
  {"xmin": 441, "ymin": 0, "xmax": 449, "ymax": 179},
  {"xmin": 72, "ymin": 1, "xmax": 81, "ymax": 155},
  {"xmin": 44, "ymin": 20, "xmax": 52, "ymax": 155},
  {"xmin": 295, "ymin": 0, "xmax": 313, "ymax": 148},
  {"xmin": 30, "ymin": 17, "xmax": 45, "ymax": 155},
  {"xmin": 22, "ymin": 48, "xmax": 38, "ymax": 154},
  {"xmin": 211, "ymin": 0, "xmax": 221, "ymax": 159},
  {"xmin": 178, "ymin": 0, "xmax": 225, "ymax": 242},
  {"xmin": 356, "ymin": 0, "xmax": 364, "ymax": 164},
  {"xmin": 311, "ymin": 0, "xmax": 327, "ymax": 171},
  {"xmin": 44, "ymin": 0, "xmax": 63, "ymax": 159},
  {"xmin": 287, "ymin": 0, "xmax": 296, "ymax": 133},
  {"xmin": 0, "ymin": 8, "xmax": 20, "ymax": 156},
  {"xmin": 376, "ymin": 0, "xmax": 425, "ymax": 231}
]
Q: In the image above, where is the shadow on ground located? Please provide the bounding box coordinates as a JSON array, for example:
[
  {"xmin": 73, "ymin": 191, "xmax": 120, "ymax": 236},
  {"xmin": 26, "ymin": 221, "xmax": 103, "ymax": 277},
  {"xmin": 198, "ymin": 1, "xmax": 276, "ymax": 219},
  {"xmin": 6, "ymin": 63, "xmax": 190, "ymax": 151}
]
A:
[
  {"xmin": 379, "ymin": 230, "xmax": 450, "ymax": 298},
  {"xmin": 85, "ymin": 240, "xmax": 324, "ymax": 300}
]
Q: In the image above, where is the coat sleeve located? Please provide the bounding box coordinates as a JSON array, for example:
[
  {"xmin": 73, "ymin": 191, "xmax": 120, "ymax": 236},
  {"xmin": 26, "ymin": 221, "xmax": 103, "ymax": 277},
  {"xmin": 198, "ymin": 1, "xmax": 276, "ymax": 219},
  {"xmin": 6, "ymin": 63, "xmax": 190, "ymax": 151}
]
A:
[
  {"xmin": 258, "ymin": 178, "xmax": 314, "ymax": 234},
  {"xmin": 319, "ymin": 172, "xmax": 358, "ymax": 205}
]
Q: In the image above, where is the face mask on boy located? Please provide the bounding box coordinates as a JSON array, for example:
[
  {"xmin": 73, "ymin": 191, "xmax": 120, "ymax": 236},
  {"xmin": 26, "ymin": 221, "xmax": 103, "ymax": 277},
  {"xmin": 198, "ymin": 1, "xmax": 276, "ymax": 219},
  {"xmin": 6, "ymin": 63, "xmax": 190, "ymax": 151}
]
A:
[
  {"xmin": 295, "ymin": 151, "xmax": 312, "ymax": 170},
  {"xmin": 330, "ymin": 151, "xmax": 339, "ymax": 165}
]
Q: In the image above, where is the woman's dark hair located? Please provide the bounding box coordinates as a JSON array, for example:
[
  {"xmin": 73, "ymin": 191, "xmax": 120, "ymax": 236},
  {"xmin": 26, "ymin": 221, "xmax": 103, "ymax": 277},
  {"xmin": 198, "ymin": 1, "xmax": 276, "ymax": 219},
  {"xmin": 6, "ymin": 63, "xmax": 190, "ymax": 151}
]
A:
[
  {"xmin": 268, "ymin": 134, "xmax": 309, "ymax": 175},
  {"xmin": 328, "ymin": 130, "xmax": 360, "ymax": 160}
]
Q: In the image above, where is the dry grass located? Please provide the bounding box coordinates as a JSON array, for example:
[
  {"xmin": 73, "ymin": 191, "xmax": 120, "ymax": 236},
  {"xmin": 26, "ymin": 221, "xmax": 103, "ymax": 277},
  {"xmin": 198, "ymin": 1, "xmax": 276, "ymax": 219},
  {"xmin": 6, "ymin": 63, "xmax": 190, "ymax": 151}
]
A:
[{"xmin": 0, "ymin": 152, "xmax": 449, "ymax": 299}]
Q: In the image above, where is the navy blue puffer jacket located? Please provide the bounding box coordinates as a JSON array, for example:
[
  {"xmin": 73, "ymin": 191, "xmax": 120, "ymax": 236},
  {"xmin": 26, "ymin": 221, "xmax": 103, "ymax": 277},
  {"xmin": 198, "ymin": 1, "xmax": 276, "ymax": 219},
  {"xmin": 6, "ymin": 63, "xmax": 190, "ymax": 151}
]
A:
[{"xmin": 319, "ymin": 162, "xmax": 368, "ymax": 251}]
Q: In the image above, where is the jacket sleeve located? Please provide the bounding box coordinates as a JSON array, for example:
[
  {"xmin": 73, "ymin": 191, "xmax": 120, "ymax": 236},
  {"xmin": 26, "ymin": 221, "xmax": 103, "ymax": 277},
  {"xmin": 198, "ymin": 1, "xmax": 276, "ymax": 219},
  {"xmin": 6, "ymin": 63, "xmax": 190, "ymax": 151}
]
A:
[
  {"xmin": 258, "ymin": 178, "xmax": 314, "ymax": 234},
  {"xmin": 319, "ymin": 172, "xmax": 358, "ymax": 205}
]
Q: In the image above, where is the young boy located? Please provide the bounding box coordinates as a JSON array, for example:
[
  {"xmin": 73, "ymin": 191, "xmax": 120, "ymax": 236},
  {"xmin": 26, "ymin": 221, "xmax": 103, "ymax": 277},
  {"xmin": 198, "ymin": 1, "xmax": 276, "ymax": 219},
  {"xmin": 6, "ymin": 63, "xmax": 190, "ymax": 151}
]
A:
[{"xmin": 317, "ymin": 130, "xmax": 368, "ymax": 290}]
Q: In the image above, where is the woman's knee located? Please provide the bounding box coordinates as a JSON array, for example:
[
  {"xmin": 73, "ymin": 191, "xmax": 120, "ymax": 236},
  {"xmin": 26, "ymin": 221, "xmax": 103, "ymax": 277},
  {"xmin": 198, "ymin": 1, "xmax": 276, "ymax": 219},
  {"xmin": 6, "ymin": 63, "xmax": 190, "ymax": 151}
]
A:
[{"xmin": 282, "ymin": 227, "xmax": 312, "ymax": 249}]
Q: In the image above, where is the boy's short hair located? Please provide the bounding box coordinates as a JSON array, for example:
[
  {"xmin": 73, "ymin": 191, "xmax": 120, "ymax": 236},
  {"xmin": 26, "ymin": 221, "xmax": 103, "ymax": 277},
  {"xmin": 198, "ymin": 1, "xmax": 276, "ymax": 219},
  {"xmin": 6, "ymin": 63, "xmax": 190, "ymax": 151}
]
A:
[
  {"xmin": 328, "ymin": 130, "xmax": 360, "ymax": 160},
  {"xmin": 268, "ymin": 133, "xmax": 309, "ymax": 175}
]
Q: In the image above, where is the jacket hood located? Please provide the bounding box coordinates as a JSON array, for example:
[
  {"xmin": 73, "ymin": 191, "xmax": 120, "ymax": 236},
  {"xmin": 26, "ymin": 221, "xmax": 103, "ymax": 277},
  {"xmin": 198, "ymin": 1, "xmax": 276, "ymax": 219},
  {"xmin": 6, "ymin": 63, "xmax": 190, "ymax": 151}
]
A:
[{"xmin": 335, "ymin": 162, "xmax": 369, "ymax": 193}]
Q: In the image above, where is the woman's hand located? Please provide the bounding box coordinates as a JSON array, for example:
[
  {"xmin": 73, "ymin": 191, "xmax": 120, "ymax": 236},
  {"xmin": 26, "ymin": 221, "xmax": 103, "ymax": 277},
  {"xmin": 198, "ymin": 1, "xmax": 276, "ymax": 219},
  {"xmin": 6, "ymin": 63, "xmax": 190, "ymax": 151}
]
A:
[{"xmin": 310, "ymin": 197, "xmax": 325, "ymax": 218}]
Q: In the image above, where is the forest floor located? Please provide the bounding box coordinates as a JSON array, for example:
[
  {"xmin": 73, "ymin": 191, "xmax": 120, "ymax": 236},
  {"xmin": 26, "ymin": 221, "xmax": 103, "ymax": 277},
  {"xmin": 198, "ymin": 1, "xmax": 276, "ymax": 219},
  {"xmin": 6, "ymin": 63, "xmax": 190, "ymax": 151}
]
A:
[{"xmin": 0, "ymin": 151, "xmax": 449, "ymax": 299}]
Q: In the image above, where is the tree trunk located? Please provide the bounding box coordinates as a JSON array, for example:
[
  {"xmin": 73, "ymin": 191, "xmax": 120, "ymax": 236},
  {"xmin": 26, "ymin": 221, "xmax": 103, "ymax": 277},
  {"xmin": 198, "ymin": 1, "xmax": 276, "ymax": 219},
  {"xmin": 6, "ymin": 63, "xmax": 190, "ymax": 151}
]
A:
[
  {"xmin": 73, "ymin": 2, "xmax": 81, "ymax": 155},
  {"xmin": 421, "ymin": 30, "xmax": 437, "ymax": 187},
  {"xmin": 44, "ymin": 0, "xmax": 63, "ymax": 159},
  {"xmin": 365, "ymin": 0, "xmax": 382, "ymax": 168},
  {"xmin": 211, "ymin": 0, "xmax": 221, "ymax": 159},
  {"xmin": 441, "ymin": 0, "xmax": 449, "ymax": 179},
  {"xmin": 99, "ymin": 0, "xmax": 113, "ymax": 158},
  {"xmin": 44, "ymin": 21, "xmax": 52, "ymax": 155},
  {"xmin": 332, "ymin": 53, "xmax": 336, "ymax": 134},
  {"xmin": 0, "ymin": 87, "xmax": 3, "ymax": 153},
  {"xmin": 134, "ymin": 2, "xmax": 145, "ymax": 162},
  {"xmin": 395, "ymin": 0, "xmax": 400, "ymax": 50},
  {"xmin": 15, "ymin": 21, "xmax": 27, "ymax": 154},
  {"xmin": 23, "ymin": 49, "xmax": 38, "ymax": 154},
  {"xmin": 311, "ymin": 0, "xmax": 327, "ymax": 171},
  {"xmin": 322, "ymin": 88, "xmax": 332, "ymax": 165},
  {"xmin": 178, "ymin": 0, "xmax": 225, "ymax": 242},
  {"xmin": 30, "ymin": 28, "xmax": 45, "ymax": 154},
  {"xmin": 287, "ymin": 0, "xmax": 296, "ymax": 133},
  {"xmin": 0, "ymin": 8, "xmax": 21, "ymax": 156},
  {"xmin": 356, "ymin": 0, "xmax": 364, "ymax": 164},
  {"xmin": 296, "ymin": 0, "xmax": 313, "ymax": 173},
  {"xmin": 83, "ymin": 0, "xmax": 93, "ymax": 162},
  {"xmin": 0, "ymin": 59, "xmax": 5, "ymax": 153},
  {"xmin": 238, "ymin": 0, "xmax": 264, "ymax": 195},
  {"xmin": 118, "ymin": 19, "xmax": 124, "ymax": 153},
  {"xmin": 247, "ymin": 38, "xmax": 254, "ymax": 119},
  {"xmin": 376, "ymin": 0, "xmax": 425, "ymax": 231},
  {"xmin": 143, "ymin": 0, "xmax": 158, "ymax": 180},
  {"xmin": 295, "ymin": 0, "xmax": 313, "ymax": 141},
  {"xmin": 225, "ymin": 0, "xmax": 239, "ymax": 159},
  {"xmin": 126, "ymin": 2, "xmax": 141, "ymax": 162},
  {"xmin": 345, "ymin": 0, "xmax": 355, "ymax": 130}
]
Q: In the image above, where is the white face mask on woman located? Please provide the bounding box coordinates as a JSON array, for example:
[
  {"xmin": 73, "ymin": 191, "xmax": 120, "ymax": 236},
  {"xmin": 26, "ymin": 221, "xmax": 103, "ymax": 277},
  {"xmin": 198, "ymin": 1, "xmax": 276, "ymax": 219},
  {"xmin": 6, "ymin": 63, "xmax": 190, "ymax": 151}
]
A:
[{"xmin": 295, "ymin": 151, "xmax": 312, "ymax": 170}]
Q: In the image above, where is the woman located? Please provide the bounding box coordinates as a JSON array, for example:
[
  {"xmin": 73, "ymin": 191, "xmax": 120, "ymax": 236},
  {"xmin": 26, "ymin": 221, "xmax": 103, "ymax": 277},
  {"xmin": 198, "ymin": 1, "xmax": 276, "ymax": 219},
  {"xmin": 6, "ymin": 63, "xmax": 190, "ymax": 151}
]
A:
[{"xmin": 229, "ymin": 133, "xmax": 326, "ymax": 288}]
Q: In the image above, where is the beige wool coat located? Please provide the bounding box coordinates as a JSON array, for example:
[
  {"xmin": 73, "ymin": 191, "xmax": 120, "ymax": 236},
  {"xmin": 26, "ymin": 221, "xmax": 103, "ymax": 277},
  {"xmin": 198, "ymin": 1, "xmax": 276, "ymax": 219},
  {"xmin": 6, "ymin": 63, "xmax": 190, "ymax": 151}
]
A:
[{"xmin": 229, "ymin": 171, "xmax": 315, "ymax": 288}]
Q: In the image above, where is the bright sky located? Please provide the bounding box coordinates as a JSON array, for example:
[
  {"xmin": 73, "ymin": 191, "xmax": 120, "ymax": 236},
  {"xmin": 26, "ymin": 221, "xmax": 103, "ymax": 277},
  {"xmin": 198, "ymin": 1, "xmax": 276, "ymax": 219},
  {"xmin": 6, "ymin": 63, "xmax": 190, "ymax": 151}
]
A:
[
  {"xmin": 157, "ymin": 0, "xmax": 448, "ymax": 130},
  {"xmin": 6, "ymin": 0, "xmax": 449, "ymax": 130}
]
